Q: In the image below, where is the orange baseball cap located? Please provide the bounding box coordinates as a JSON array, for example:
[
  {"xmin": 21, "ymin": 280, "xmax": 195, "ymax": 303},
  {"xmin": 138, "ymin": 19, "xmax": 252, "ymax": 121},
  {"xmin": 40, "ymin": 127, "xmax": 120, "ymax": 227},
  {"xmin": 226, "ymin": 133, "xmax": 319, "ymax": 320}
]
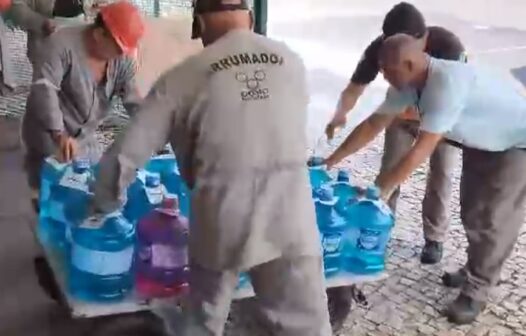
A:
[{"xmin": 100, "ymin": 1, "xmax": 145, "ymax": 55}]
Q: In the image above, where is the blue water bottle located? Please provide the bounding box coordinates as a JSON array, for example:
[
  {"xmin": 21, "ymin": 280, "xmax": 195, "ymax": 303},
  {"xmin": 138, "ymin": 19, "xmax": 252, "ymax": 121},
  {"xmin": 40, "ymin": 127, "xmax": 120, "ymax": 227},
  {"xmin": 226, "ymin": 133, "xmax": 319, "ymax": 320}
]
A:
[
  {"xmin": 315, "ymin": 185, "xmax": 346, "ymax": 278},
  {"xmin": 124, "ymin": 172, "xmax": 164, "ymax": 223},
  {"xmin": 69, "ymin": 212, "xmax": 135, "ymax": 302},
  {"xmin": 307, "ymin": 156, "xmax": 332, "ymax": 191},
  {"xmin": 344, "ymin": 186, "xmax": 394, "ymax": 274}
]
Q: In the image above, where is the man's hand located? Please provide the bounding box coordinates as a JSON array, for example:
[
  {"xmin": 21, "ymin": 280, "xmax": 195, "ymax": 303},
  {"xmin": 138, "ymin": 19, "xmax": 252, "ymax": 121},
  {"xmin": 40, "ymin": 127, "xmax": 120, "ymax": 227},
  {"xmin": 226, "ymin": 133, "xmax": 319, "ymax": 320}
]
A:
[
  {"xmin": 325, "ymin": 114, "xmax": 347, "ymax": 140},
  {"xmin": 42, "ymin": 19, "xmax": 57, "ymax": 36},
  {"xmin": 323, "ymin": 154, "xmax": 342, "ymax": 170},
  {"xmin": 51, "ymin": 131, "xmax": 77, "ymax": 162}
]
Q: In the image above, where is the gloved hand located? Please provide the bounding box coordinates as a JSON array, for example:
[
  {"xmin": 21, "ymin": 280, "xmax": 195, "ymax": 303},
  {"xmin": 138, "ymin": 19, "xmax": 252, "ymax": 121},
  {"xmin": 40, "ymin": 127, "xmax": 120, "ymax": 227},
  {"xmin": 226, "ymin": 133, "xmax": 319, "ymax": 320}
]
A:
[{"xmin": 50, "ymin": 131, "xmax": 77, "ymax": 163}]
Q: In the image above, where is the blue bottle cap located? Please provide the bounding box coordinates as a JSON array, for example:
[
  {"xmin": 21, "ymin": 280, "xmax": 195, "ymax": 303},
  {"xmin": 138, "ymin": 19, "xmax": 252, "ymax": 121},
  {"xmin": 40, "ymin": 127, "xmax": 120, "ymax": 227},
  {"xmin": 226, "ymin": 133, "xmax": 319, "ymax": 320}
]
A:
[
  {"xmin": 307, "ymin": 156, "xmax": 325, "ymax": 167},
  {"xmin": 317, "ymin": 185, "xmax": 334, "ymax": 203},
  {"xmin": 72, "ymin": 158, "xmax": 90, "ymax": 171},
  {"xmin": 366, "ymin": 186, "xmax": 381, "ymax": 200},
  {"xmin": 337, "ymin": 170, "xmax": 350, "ymax": 182},
  {"xmin": 145, "ymin": 173, "xmax": 161, "ymax": 188}
]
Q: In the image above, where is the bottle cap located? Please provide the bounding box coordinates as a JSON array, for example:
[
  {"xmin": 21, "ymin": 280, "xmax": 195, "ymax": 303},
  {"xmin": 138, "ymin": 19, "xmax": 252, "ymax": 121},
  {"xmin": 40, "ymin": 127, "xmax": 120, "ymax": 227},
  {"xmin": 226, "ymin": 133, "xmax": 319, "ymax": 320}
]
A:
[
  {"xmin": 366, "ymin": 186, "xmax": 381, "ymax": 200},
  {"xmin": 162, "ymin": 194, "xmax": 179, "ymax": 210},
  {"xmin": 337, "ymin": 170, "xmax": 350, "ymax": 182},
  {"xmin": 317, "ymin": 185, "xmax": 335, "ymax": 203},
  {"xmin": 307, "ymin": 156, "xmax": 325, "ymax": 167},
  {"xmin": 145, "ymin": 173, "xmax": 161, "ymax": 187}
]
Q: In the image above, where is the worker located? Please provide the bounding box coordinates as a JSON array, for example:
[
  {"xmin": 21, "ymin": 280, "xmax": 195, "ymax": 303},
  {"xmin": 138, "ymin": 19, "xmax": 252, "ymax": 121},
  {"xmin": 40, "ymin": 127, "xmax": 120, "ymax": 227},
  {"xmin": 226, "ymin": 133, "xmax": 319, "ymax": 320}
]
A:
[
  {"xmin": 325, "ymin": 3, "xmax": 466, "ymax": 330},
  {"xmin": 7, "ymin": 0, "xmax": 87, "ymax": 64},
  {"xmin": 326, "ymin": 33, "xmax": 526, "ymax": 324},
  {"xmin": 21, "ymin": 0, "xmax": 144, "ymax": 210},
  {"xmin": 0, "ymin": 0, "xmax": 17, "ymax": 94},
  {"xmin": 328, "ymin": 2, "xmax": 465, "ymax": 265},
  {"xmin": 91, "ymin": 0, "xmax": 332, "ymax": 335}
]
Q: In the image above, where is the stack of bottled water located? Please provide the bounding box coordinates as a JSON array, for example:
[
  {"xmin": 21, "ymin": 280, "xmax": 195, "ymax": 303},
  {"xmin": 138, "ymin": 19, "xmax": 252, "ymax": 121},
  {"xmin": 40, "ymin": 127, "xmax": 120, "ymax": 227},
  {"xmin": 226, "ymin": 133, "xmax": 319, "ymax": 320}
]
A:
[
  {"xmin": 38, "ymin": 146, "xmax": 193, "ymax": 302},
  {"xmin": 308, "ymin": 156, "xmax": 394, "ymax": 278}
]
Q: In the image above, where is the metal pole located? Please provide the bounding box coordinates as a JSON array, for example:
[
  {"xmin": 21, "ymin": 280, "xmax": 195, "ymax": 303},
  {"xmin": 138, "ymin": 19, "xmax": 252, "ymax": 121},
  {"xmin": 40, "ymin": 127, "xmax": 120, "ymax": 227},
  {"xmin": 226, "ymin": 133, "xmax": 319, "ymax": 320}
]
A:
[
  {"xmin": 153, "ymin": 0, "xmax": 160, "ymax": 17},
  {"xmin": 254, "ymin": 0, "xmax": 268, "ymax": 36}
]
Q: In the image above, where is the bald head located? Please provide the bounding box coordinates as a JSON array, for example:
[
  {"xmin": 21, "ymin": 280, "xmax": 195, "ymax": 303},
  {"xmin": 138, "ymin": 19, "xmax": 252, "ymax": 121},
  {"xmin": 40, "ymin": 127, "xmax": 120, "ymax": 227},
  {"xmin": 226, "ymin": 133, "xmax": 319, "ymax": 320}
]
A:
[{"xmin": 378, "ymin": 33, "xmax": 429, "ymax": 90}]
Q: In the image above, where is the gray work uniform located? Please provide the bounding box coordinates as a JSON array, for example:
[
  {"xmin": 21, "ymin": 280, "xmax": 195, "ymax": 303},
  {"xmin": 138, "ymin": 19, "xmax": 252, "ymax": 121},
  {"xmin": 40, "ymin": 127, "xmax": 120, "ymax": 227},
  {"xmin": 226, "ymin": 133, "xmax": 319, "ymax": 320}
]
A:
[
  {"xmin": 8, "ymin": 0, "xmax": 84, "ymax": 63},
  {"xmin": 21, "ymin": 25, "xmax": 140, "ymax": 189},
  {"xmin": 378, "ymin": 118, "xmax": 459, "ymax": 242},
  {"xmin": 93, "ymin": 30, "xmax": 331, "ymax": 335},
  {"xmin": 380, "ymin": 57, "xmax": 526, "ymax": 302}
]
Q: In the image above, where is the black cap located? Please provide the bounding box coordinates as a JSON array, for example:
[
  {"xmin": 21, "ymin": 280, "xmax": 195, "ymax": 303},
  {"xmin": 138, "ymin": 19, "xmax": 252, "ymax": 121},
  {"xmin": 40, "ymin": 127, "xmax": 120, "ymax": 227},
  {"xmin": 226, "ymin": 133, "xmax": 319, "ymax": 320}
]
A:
[
  {"xmin": 193, "ymin": 0, "xmax": 250, "ymax": 15},
  {"xmin": 382, "ymin": 2, "xmax": 426, "ymax": 38}
]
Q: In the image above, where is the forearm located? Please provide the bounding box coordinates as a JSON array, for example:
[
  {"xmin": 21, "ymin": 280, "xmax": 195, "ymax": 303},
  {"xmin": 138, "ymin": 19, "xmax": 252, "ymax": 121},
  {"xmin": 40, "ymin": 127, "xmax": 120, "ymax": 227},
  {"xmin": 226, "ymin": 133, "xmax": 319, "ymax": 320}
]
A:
[
  {"xmin": 8, "ymin": 0, "xmax": 47, "ymax": 32},
  {"xmin": 334, "ymin": 83, "xmax": 365, "ymax": 118},
  {"xmin": 328, "ymin": 116, "xmax": 387, "ymax": 164},
  {"xmin": 377, "ymin": 132, "xmax": 442, "ymax": 193}
]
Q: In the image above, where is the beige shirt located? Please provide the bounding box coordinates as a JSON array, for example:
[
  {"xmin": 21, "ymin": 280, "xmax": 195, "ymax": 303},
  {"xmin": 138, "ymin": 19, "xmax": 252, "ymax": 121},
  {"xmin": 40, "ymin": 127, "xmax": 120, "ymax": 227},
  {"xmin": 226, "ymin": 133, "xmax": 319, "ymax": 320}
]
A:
[{"xmin": 93, "ymin": 30, "xmax": 321, "ymax": 271}]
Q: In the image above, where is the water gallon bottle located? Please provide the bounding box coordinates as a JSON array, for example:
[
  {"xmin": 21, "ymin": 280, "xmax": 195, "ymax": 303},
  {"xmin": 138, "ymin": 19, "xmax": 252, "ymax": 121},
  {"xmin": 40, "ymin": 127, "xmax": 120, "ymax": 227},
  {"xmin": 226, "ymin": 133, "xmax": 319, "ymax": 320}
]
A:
[
  {"xmin": 135, "ymin": 195, "xmax": 190, "ymax": 299},
  {"xmin": 69, "ymin": 211, "xmax": 135, "ymax": 302},
  {"xmin": 154, "ymin": 158, "xmax": 191, "ymax": 218},
  {"xmin": 124, "ymin": 172, "xmax": 164, "ymax": 223},
  {"xmin": 344, "ymin": 186, "xmax": 394, "ymax": 275},
  {"xmin": 44, "ymin": 158, "xmax": 93, "ymax": 251},
  {"xmin": 38, "ymin": 158, "xmax": 68, "ymax": 248},
  {"xmin": 237, "ymin": 272, "xmax": 251, "ymax": 290},
  {"xmin": 146, "ymin": 151, "xmax": 177, "ymax": 178},
  {"xmin": 333, "ymin": 170, "xmax": 360, "ymax": 214},
  {"xmin": 39, "ymin": 157, "xmax": 67, "ymax": 216},
  {"xmin": 315, "ymin": 185, "xmax": 346, "ymax": 278},
  {"xmin": 307, "ymin": 156, "xmax": 332, "ymax": 191}
]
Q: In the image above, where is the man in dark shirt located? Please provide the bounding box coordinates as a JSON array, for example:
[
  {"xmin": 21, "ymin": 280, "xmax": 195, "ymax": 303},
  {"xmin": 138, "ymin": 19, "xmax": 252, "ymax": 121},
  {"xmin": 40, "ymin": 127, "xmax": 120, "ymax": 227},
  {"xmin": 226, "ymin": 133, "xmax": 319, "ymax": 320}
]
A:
[{"xmin": 325, "ymin": 2, "xmax": 466, "ymax": 331}]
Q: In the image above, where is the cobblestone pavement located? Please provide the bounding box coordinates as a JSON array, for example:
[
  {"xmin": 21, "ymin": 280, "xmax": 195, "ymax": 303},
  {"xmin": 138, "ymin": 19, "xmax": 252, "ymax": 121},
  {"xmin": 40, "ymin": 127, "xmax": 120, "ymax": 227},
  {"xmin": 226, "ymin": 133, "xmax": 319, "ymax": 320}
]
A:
[{"xmin": 1, "ymin": 19, "xmax": 525, "ymax": 336}]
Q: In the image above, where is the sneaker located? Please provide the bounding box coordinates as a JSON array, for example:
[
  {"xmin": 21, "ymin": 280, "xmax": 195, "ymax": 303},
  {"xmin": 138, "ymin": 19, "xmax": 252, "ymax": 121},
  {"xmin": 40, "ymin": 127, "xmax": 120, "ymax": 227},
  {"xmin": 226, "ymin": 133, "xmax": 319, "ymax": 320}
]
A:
[{"xmin": 420, "ymin": 240, "xmax": 443, "ymax": 264}]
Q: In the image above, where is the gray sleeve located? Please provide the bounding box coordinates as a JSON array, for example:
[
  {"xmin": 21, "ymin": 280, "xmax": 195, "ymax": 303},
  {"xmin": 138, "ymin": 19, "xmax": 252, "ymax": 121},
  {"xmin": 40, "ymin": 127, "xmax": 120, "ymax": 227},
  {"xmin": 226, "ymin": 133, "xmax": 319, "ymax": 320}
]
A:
[
  {"xmin": 93, "ymin": 73, "xmax": 177, "ymax": 214},
  {"xmin": 27, "ymin": 39, "xmax": 68, "ymax": 132},
  {"xmin": 117, "ymin": 57, "xmax": 142, "ymax": 117},
  {"xmin": 8, "ymin": 0, "xmax": 48, "ymax": 32}
]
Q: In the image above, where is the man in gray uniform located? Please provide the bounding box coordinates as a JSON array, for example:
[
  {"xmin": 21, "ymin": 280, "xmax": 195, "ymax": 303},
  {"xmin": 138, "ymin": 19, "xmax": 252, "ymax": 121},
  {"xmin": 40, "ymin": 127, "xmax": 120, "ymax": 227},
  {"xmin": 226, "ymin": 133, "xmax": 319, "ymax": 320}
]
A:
[
  {"xmin": 325, "ymin": 34, "xmax": 526, "ymax": 324},
  {"xmin": 21, "ymin": 0, "xmax": 143, "ymax": 206},
  {"xmin": 7, "ymin": 0, "xmax": 87, "ymax": 64},
  {"xmin": 91, "ymin": 1, "xmax": 331, "ymax": 335}
]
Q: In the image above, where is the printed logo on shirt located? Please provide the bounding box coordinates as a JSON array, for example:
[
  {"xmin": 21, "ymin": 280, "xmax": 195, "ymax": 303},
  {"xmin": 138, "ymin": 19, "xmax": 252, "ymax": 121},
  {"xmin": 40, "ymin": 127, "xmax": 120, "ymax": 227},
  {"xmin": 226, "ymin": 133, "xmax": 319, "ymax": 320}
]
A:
[
  {"xmin": 210, "ymin": 52, "xmax": 284, "ymax": 73},
  {"xmin": 236, "ymin": 70, "xmax": 270, "ymax": 101}
]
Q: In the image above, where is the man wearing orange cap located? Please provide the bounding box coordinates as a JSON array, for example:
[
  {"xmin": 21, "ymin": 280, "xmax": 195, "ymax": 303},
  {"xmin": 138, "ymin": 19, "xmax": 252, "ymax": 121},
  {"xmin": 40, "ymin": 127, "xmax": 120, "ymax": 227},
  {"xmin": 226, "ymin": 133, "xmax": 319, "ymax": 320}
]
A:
[{"xmin": 21, "ymin": 0, "xmax": 144, "ymax": 208}]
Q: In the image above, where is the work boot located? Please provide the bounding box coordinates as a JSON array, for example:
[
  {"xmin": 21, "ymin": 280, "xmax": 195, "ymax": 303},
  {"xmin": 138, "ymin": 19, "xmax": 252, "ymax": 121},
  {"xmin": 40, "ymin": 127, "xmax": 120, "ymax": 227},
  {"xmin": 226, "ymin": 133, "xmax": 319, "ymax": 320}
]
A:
[
  {"xmin": 327, "ymin": 286, "xmax": 353, "ymax": 333},
  {"xmin": 420, "ymin": 240, "xmax": 443, "ymax": 264},
  {"xmin": 442, "ymin": 269, "xmax": 467, "ymax": 288},
  {"xmin": 446, "ymin": 293, "xmax": 486, "ymax": 324}
]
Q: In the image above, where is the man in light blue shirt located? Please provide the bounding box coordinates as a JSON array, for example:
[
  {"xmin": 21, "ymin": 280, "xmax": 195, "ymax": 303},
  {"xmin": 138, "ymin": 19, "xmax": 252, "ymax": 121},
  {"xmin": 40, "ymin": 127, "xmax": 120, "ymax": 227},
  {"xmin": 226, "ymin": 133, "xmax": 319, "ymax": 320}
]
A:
[{"xmin": 324, "ymin": 34, "xmax": 526, "ymax": 324}]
